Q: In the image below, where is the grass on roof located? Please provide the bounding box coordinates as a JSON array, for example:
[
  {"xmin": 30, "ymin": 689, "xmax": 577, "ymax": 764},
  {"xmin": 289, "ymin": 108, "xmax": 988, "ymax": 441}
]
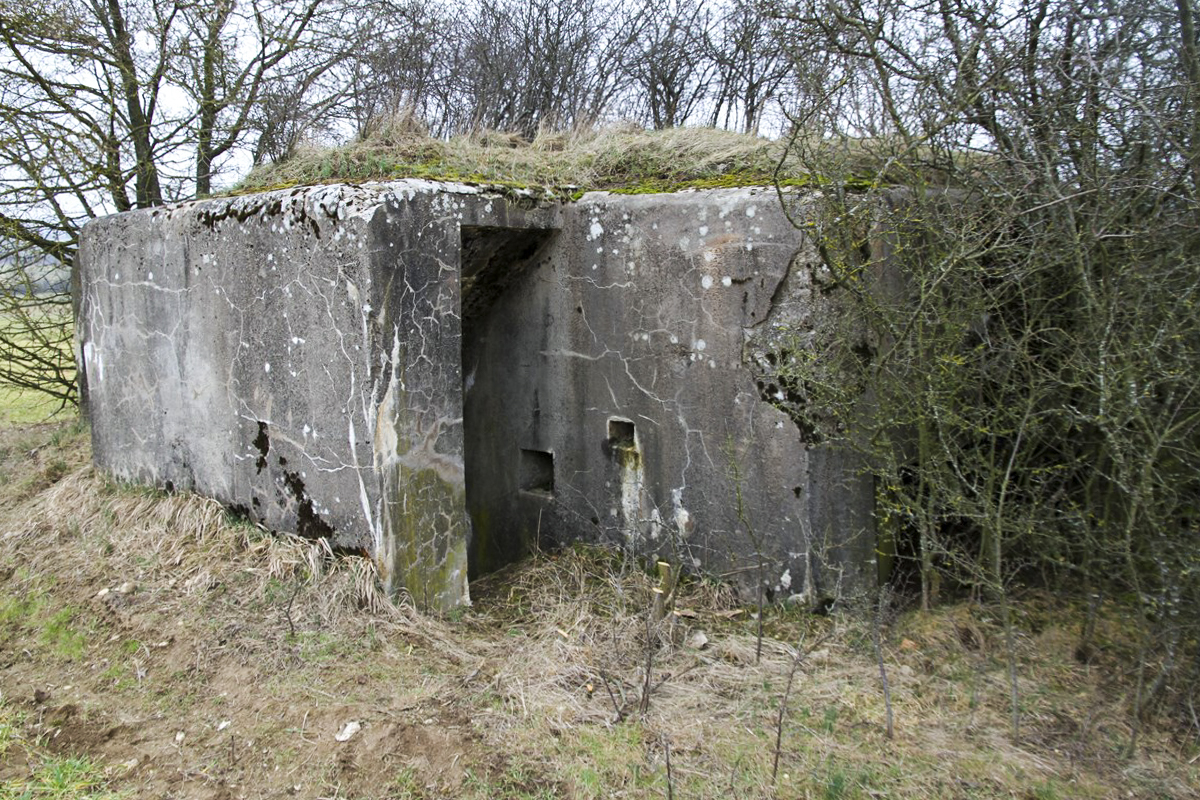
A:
[{"xmin": 234, "ymin": 118, "xmax": 887, "ymax": 198}]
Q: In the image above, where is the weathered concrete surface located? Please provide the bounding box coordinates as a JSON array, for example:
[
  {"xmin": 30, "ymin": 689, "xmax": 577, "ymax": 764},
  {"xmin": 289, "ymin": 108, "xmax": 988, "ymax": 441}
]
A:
[{"xmin": 77, "ymin": 181, "xmax": 875, "ymax": 611}]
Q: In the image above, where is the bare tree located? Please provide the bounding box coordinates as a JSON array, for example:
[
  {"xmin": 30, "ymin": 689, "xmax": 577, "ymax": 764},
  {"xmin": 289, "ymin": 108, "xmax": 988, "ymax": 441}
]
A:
[
  {"xmin": 621, "ymin": 0, "xmax": 715, "ymax": 129},
  {"xmin": 708, "ymin": 0, "xmax": 794, "ymax": 134},
  {"xmin": 176, "ymin": 0, "xmax": 357, "ymax": 195},
  {"xmin": 0, "ymin": 0, "xmax": 364, "ymax": 405}
]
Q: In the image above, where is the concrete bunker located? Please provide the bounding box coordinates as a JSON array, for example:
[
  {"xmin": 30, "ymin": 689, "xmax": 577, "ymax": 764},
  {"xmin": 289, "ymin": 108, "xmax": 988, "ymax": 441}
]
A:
[{"xmin": 76, "ymin": 181, "xmax": 878, "ymax": 612}]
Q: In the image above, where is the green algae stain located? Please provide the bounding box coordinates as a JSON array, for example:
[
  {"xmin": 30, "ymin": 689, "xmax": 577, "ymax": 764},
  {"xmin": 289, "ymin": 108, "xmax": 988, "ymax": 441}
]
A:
[
  {"xmin": 383, "ymin": 463, "xmax": 469, "ymax": 613},
  {"xmin": 375, "ymin": 357, "xmax": 470, "ymax": 614}
]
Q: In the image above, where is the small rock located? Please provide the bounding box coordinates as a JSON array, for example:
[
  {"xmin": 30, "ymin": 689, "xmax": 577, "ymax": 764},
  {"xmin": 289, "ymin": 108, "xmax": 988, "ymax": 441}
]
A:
[
  {"xmin": 121, "ymin": 758, "xmax": 139, "ymax": 771},
  {"xmin": 96, "ymin": 588, "xmax": 110, "ymax": 599},
  {"xmin": 899, "ymin": 664, "xmax": 914, "ymax": 677},
  {"xmin": 174, "ymin": 731, "xmax": 186, "ymax": 744},
  {"xmin": 334, "ymin": 721, "xmax": 361, "ymax": 742},
  {"xmin": 217, "ymin": 720, "xmax": 231, "ymax": 732},
  {"xmin": 33, "ymin": 689, "xmax": 49, "ymax": 704},
  {"xmin": 115, "ymin": 581, "xmax": 135, "ymax": 595},
  {"xmin": 687, "ymin": 631, "xmax": 709, "ymax": 650}
]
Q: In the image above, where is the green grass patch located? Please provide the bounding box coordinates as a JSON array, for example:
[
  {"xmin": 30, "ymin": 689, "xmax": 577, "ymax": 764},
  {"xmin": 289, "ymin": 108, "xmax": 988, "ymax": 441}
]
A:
[
  {"xmin": 0, "ymin": 696, "xmax": 125, "ymax": 799},
  {"xmin": 0, "ymin": 303, "xmax": 76, "ymax": 426},
  {"xmin": 0, "ymin": 754, "xmax": 126, "ymax": 799},
  {"xmin": 0, "ymin": 588, "xmax": 90, "ymax": 661}
]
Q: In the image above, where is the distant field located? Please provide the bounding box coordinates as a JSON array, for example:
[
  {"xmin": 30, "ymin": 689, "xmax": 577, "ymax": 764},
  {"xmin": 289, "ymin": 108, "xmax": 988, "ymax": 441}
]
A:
[
  {"xmin": 0, "ymin": 383, "xmax": 72, "ymax": 426},
  {"xmin": 0, "ymin": 302, "xmax": 76, "ymax": 426}
]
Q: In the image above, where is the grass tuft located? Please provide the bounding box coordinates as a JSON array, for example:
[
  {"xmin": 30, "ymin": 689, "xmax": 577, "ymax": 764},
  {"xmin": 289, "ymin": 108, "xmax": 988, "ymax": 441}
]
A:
[{"xmin": 235, "ymin": 123, "xmax": 890, "ymax": 198}]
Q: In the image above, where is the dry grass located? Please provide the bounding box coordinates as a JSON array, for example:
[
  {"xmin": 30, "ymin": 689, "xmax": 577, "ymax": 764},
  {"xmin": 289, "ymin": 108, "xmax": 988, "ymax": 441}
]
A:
[
  {"xmin": 0, "ymin": 419, "xmax": 1198, "ymax": 799},
  {"xmin": 235, "ymin": 120, "xmax": 888, "ymax": 197}
]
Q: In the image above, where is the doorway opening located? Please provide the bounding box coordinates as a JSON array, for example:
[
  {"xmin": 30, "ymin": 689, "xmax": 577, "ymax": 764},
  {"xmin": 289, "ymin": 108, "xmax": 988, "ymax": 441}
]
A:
[{"xmin": 460, "ymin": 225, "xmax": 557, "ymax": 579}]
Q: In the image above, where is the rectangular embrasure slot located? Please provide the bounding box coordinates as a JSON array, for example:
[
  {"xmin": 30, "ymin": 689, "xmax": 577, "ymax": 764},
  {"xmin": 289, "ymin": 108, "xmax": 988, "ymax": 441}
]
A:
[
  {"xmin": 519, "ymin": 449, "xmax": 554, "ymax": 495},
  {"xmin": 608, "ymin": 418, "xmax": 635, "ymax": 448}
]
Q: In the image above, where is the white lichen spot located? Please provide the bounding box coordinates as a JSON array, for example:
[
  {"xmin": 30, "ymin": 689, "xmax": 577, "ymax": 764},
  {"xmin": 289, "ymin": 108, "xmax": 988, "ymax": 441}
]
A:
[
  {"xmin": 669, "ymin": 334, "xmax": 679, "ymax": 344},
  {"xmin": 695, "ymin": 339, "xmax": 707, "ymax": 351},
  {"xmin": 746, "ymin": 243, "xmax": 754, "ymax": 252},
  {"xmin": 264, "ymin": 363, "xmax": 271, "ymax": 373},
  {"xmin": 679, "ymin": 236, "xmax": 690, "ymax": 249},
  {"xmin": 721, "ymin": 276, "xmax": 732, "ymax": 287},
  {"xmin": 596, "ymin": 247, "xmax": 604, "ymax": 254},
  {"xmin": 147, "ymin": 271, "xmax": 154, "ymax": 280},
  {"xmin": 704, "ymin": 251, "xmax": 716, "ymax": 263},
  {"xmin": 780, "ymin": 569, "xmax": 792, "ymax": 590},
  {"xmin": 708, "ymin": 359, "xmax": 716, "ymax": 368},
  {"xmin": 746, "ymin": 206, "xmax": 757, "ymax": 218},
  {"xmin": 699, "ymin": 225, "xmax": 709, "ymax": 236},
  {"xmin": 588, "ymin": 221, "xmax": 604, "ymax": 240},
  {"xmin": 701, "ymin": 275, "xmax": 714, "ymax": 289}
]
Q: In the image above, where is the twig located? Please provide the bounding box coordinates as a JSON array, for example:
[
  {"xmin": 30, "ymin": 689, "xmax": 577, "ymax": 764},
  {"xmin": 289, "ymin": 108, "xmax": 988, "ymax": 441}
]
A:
[
  {"xmin": 284, "ymin": 581, "xmax": 301, "ymax": 639},
  {"xmin": 640, "ymin": 612, "xmax": 654, "ymax": 716},
  {"xmin": 872, "ymin": 587, "xmax": 895, "ymax": 740},
  {"xmin": 663, "ymin": 734, "xmax": 674, "ymax": 800},
  {"xmin": 599, "ymin": 670, "xmax": 624, "ymax": 722},
  {"xmin": 773, "ymin": 633, "xmax": 831, "ymax": 787}
]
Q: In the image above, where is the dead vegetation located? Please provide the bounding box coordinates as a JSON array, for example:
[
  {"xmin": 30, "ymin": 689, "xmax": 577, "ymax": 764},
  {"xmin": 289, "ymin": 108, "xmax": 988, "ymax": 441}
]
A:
[
  {"xmin": 0, "ymin": 419, "xmax": 1198, "ymax": 799},
  {"xmin": 235, "ymin": 121, "xmax": 882, "ymax": 197}
]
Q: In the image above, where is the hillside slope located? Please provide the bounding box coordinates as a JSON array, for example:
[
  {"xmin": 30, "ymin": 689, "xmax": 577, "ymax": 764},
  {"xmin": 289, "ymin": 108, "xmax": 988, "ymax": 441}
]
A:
[{"xmin": 0, "ymin": 420, "xmax": 1196, "ymax": 799}]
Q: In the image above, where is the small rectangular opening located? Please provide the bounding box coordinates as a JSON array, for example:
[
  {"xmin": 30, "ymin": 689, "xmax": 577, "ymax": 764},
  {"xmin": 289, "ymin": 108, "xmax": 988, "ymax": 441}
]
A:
[
  {"xmin": 519, "ymin": 449, "xmax": 554, "ymax": 495},
  {"xmin": 608, "ymin": 418, "xmax": 636, "ymax": 448}
]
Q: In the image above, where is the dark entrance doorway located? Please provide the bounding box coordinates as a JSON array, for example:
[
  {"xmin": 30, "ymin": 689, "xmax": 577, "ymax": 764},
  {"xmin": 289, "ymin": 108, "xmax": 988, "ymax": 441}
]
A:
[{"xmin": 459, "ymin": 225, "xmax": 557, "ymax": 579}]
